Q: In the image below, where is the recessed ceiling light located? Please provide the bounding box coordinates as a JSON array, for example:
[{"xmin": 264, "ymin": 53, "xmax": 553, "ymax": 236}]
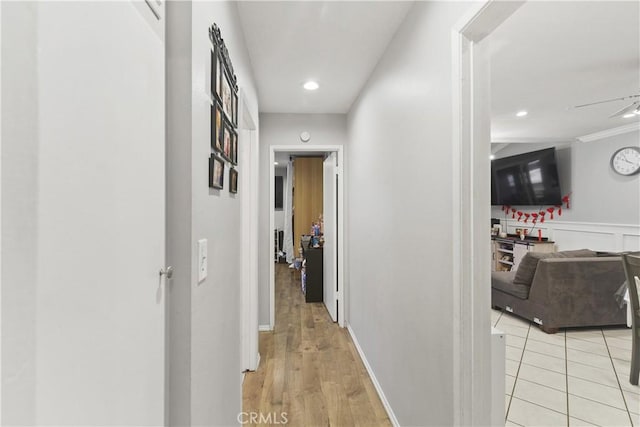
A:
[
  {"xmin": 303, "ymin": 81, "xmax": 319, "ymax": 91},
  {"xmin": 274, "ymin": 162, "xmax": 279, "ymax": 165},
  {"xmin": 516, "ymin": 110, "xmax": 528, "ymax": 117},
  {"xmin": 489, "ymin": 154, "xmax": 496, "ymax": 160},
  {"xmin": 623, "ymin": 113, "xmax": 637, "ymax": 119}
]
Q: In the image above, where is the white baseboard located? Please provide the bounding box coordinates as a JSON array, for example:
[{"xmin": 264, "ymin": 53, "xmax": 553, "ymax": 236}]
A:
[
  {"xmin": 258, "ymin": 324, "xmax": 272, "ymax": 332},
  {"xmin": 347, "ymin": 324, "xmax": 399, "ymax": 427}
]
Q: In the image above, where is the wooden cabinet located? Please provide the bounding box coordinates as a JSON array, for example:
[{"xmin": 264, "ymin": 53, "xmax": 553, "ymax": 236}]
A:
[
  {"xmin": 302, "ymin": 244, "xmax": 323, "ymax": 303},
  {"xmin": 492, "ymin": 238, "xmax": 555, "ymax": 272}
]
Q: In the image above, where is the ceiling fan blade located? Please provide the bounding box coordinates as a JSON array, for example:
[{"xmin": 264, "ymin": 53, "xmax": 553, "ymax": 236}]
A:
[
  {"xmin": 609, "ymin": 101, "xmax": 640, "ymax": 118},
  {"xmin": 573, "ymin": 94, "xmax": 640, "ymax": 109}
]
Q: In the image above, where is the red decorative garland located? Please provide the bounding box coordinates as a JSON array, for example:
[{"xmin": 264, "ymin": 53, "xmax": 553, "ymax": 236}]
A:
[
  {"xmin": 500, "ymin": 192, "xmax": 571, "ymax": 225},
  {"xmin": 547, "ymin": 207, "xmax": 554, "ymax": 220}
]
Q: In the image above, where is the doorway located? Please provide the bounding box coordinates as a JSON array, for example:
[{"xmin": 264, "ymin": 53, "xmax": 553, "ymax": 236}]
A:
[
  {"xmin": 269, "ymin": 145, "xmax": 345, "ymax": 329},
  {"xmin": 451, "ymin": 1, "xmax": 524, "ymax": 424}
]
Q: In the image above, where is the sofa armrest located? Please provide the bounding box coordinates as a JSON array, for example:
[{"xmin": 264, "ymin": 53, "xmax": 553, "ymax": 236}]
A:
[{"xmin": 527, "ymin": 257, "xmax": 626, "ymax": 327}]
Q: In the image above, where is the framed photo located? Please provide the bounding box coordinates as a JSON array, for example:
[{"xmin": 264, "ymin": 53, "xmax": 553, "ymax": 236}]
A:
[
  {"xmin": 230, "ymin": 130, "xmax": 238, "ymax": 165},
  {"xmin": 221, "ymin": 70, "xmax": 233, "ymax": 122},
  {"xmin": 232, "ymin": 86, "xmax": 238, "ymax": 127},
  {"xmin": 222, "ymin": 119, "xmax": 232, "ymax": 161},
  {"xmin": 211, "ymin": 104, "xmax": 224, "ymax": 153},
  {"xmin": 229, "ymin": 168, "xmax": 238, "ymax": 194},
  {"xmin": 210, "ymin": 48, "xmax": 222, "ymax": 102},
  {"xmin": 209, "ymin": 155, "xmax": 224, "ymax": 189}
]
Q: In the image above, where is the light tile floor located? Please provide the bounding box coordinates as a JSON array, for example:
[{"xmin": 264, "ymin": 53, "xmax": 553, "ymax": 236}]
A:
[{"xmin": 493, "ymin": 309, "xmax": 640, "ymax": 426}]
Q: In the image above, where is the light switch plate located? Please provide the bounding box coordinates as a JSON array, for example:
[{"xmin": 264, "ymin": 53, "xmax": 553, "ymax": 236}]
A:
[{"xmin": 198, "ymin": 239, "xmax": 208, "ymax": 283}]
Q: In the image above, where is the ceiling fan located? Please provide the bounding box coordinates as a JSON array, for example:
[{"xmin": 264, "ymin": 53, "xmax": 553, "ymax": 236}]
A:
[{"xmin": 572, "ymin": 93, "xmax": 640, "ymax": 118}]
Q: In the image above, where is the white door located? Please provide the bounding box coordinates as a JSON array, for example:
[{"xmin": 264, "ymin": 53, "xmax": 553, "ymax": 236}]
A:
[
  {"xmin": 323, "ymin": 153, "xmax": 338, "ymax": 321},
  {"xmin": 2, "ymin": 2, "xmax": 166, "ymax": 425}
]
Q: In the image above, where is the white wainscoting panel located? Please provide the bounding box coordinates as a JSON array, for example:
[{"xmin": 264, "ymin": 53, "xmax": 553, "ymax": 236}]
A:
[
  {"xmin": 552, "ymin": 229, "xmax": 617, "ymax": 251},
  {"xmin": 623, "ymin": 234, "xmax": 640, "ymax": 252},
  {"xmin": 499, "ymin": 219, "xmax": 640, "ymax": 252}
]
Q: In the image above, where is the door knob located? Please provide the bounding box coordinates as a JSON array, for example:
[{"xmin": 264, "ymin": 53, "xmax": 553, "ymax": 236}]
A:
[{"xmin": 159, "ymin": 266, "xmax": 174, "ymax": 279}]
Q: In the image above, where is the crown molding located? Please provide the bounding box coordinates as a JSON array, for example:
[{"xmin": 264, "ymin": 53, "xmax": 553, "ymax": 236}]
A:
[
  {"xmin": 491, "ymin": 137, "xmax": 574, "ymax": 144},
  {"xmin": 577, "ymin": 122, "xmax": 640, "ymax": 143}
]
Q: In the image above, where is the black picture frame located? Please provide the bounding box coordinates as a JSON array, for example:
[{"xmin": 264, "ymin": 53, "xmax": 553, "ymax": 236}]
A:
[
  {"xmin": 232, "ymin": 81, "xmax": 238, "ymax": 127},
  {"xmin": 209, "ymin": 155, "xmax": 225, "ymax": 189},
  {"xmin": 229, "ymin": 168, "xmax": 238, "ymax": 194},
  {"xmin": 210, "ymin": 47, "xmax": 222, "ymax": 103},
  {"xmin": 221, "ymin": 70, "xmax": 234, "ymax": 125},
  {"xmin": 230, "ymin": 127, "xmax": 238, "ymax": 165},
  {"xmin": 211, "ymin": 103, "xmax": 224, "ymax": 153},
  {"xmin": 221, "ymin": 118, "xmax": 232, "ymax": 162}
]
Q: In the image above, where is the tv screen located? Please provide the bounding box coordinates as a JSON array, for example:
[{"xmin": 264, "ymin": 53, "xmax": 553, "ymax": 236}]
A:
[{"xmin": 491, "ymin": 148, "xmax": 562, "ymax": 206}]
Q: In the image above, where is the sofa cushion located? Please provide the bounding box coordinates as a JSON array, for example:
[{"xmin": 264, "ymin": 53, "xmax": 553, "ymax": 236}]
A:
[
  {"xmin": 492, "ymin": 271, "xmax": 529, "ymax": 299},
  {"xmin": 513, "ymin": 252, "xmax": 554, "ymax": 287},
  {"xmin": 512, "ymin": 249, "xmax": 597, "ymax": 288}
]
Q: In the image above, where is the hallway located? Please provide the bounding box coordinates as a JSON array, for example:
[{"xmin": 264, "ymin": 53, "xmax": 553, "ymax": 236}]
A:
[{"xmin": 242, "ymin": 264, "xmax": 391, "ymax": 426}]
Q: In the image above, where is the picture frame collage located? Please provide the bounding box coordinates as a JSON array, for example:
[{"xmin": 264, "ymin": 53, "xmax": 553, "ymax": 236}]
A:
[{"xmin": 209, "ymin": 23, "xmax": 239, "ymax": 193}]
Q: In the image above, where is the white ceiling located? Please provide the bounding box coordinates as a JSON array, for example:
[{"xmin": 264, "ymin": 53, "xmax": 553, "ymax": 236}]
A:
[
  {"xmin": 489, "ymin": 1, "xmax": 640, "ymax": 142},
  {"xmin": 236, "ymin": 1, "xmax": 639, "ymax": 141},
  {"xmin": 236, "ymin": 1, "xmax": 413, "ymax": 114}
]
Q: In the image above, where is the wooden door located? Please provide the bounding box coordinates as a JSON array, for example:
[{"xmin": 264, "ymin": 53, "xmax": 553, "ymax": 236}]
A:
[{"xmin": 293, "ymin": 157, "xmax": 324, "ymax": 257}]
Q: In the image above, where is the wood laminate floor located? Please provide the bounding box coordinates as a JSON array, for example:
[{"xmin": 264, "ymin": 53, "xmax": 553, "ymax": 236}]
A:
[{"xmin": 242, "ymin": 263, "xmax": 392, "ymax": 427}]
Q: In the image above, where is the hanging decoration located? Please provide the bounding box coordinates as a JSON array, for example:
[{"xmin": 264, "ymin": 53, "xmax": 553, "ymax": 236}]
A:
[{"xmin": 500, "ymin": 192, "xmax": 572, "ymax": 225}]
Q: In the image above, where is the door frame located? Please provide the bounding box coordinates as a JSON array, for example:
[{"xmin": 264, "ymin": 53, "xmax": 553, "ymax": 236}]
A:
[
  {"xmin": 0, "ymin": 3, "xmax": 3, "ymax": 419},
  {"xmin": 322, "ymin": 152, "xmax": 338, "ymax": 322},
  {"xmin": 239, "ymin": 89, "xmax": 259, "ymax": 372},
  {"xmin": 451, "ymin": 0, "xmax": 525, "ymax": 424},
  {"xmin": 269, "ymin": 145, "xmax": 345, "ymax": 329}
]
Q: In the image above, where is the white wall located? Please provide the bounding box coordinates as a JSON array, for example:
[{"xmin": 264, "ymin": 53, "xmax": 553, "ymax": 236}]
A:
[
  {"xmin": 1, "ymin": 3, "xmax": 38, "ymax": 424},
  {"xmin": 166, "ymin": 2, "xmax": 260, "ymax": 425},
  {"xmin": 346, "ymin": 2, "xmax": 473, "ymax": 425},
  {"xmin": 258, "ymin": 113, "xmax": 347, "ymax": 326},
  {"xmin": 491, "ymin": 131, "xmax": 640, "ymax": 237}
]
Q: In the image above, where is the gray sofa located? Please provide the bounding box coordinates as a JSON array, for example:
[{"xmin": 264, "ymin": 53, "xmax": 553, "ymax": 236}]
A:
[{"xmin": 492, "ymin": 249, "xmax": 627, "ymax": 333}]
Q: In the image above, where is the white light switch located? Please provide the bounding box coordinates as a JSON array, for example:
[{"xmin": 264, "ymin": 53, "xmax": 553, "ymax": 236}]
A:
[{"xmin": 198, "ymin": 239, "xmax": 208, "ymax": 283}]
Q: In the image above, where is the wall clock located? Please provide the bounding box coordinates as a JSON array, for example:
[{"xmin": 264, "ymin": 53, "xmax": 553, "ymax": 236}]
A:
[{"xmin": 611, "ymin": 146, "xmax": 640, "ymax": 176}]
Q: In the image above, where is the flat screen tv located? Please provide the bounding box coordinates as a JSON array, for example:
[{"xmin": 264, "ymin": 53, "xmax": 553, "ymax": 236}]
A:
[{"xmin": 491, "ymin": 147, "xmax": 562, "ymax": 206}]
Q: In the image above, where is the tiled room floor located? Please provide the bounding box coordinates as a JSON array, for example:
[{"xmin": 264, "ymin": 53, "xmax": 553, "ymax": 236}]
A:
[{"xmin": 493, "ymin": 309, "xmax": 640, "ymax": 426}]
